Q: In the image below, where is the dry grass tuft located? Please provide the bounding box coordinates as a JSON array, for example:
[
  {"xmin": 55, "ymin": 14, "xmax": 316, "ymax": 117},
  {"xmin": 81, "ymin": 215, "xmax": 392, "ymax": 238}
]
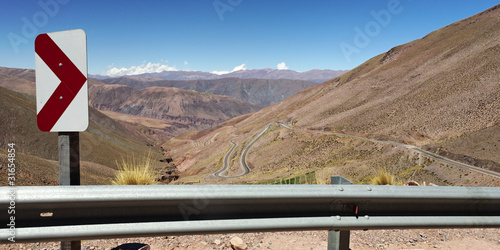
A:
[
  {"xmin": 371, "ymin": 170, "xmax": 403, "ymax": 185},
  {"xmin": 111, "ymin": 152, "xmax": 160, "ymax": 185},
  {"xmin": 315, "ymin": 169, "xmax": 331, "ymax": 184}
]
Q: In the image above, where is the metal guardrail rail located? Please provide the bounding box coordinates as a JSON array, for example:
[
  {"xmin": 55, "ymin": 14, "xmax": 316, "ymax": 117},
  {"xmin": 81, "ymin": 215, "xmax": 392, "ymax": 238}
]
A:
[{"xmin": 1, "ymin": 184, "xmax": 500, "ymax": 243}]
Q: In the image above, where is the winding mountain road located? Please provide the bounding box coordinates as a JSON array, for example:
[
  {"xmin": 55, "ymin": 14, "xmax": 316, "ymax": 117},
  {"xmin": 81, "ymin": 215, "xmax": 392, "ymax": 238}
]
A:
[
  {"xmin": 278, "ymin": 123, "xmax": 500, "ymax": 179},
  {"xmin": 214, "ymin": 124, "xmax": 271, "ymax": 178},
  {"xmin": 203, "ymin": 133, "xmax": 219, "ymax": 147},
  {"xmin": 214, "ymin": 140, "xmax": 237, "ymax": 178},
  {"xmin": 239, "ymin": 123, "xmax": 272, "ymax": 175},
  {"xmin": 213, "ymin": 122, "xmax": 499, "ymax": 179}
]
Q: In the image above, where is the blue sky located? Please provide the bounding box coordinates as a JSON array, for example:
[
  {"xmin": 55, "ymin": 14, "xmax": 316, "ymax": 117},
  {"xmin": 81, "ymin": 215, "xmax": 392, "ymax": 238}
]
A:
[{"xmin": 1, "ymin": 0, "xmax": 497, "ymax": 76}]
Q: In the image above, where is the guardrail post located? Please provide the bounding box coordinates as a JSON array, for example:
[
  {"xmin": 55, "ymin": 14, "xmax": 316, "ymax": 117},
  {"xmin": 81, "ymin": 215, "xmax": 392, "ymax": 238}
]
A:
[
  {"xmin": 328, "ymin": 176, "xmax": 352, "ymax": 250},
  {"xmin": 59, "ymin": 132, "xmax": 81, "ymax": 250}
]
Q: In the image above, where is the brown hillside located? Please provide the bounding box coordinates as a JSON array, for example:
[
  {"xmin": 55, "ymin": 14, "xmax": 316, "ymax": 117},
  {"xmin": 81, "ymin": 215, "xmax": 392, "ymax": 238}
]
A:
[
  {"xmin": 164, "ymin": 5, "xmax": 500, "ymax": 186},
  {"xmin": 89, "ymin": 82, "xmax": 260, "ymax": 138},
  {"xmin": 249, "ymin": 4, "xmax": 500, "ymax": 145},
  {"xmin": 0, "ymin": 72, "xmax": 35, "ymax": 96},
  {"xmin": 0, "ymin": 67, "xmax": 36, "ymax": 82},
  {"xmin": 0, "ymin": 85, "xmax": 163, "ymax": 186}
]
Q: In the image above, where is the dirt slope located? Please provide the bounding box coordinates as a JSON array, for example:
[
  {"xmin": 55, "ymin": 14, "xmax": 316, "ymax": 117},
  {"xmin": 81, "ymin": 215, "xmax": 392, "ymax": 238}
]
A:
[{"xmin": 164, "ymin": 5, "xmax": 500, "ymax": 186}]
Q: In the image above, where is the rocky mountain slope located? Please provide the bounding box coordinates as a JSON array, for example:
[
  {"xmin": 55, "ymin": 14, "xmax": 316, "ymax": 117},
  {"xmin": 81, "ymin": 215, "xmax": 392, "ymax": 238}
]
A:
[
  {"xmin": 89, "ymin": 81, "xmax": 260, "ymax": 139},
  {"xmin": 101, "ymin": 77, "xmax": 320, "ymax": 106},
  {"xmin": 164, "ymin": 5, "xmax": 500, "ymax": 186}
]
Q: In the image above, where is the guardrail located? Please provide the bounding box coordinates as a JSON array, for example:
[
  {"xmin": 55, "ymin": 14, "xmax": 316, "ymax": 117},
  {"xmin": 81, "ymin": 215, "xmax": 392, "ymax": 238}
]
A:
[{"xmin": 1, "ymin": 184, "xmax": 500, "ymax": 244}]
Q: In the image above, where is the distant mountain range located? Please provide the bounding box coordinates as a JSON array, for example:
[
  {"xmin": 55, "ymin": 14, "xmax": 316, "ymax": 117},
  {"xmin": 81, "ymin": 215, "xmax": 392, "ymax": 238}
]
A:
[
  {"xmin": 100, "ymin": 77, "xmax": 319, "ymax": 106},
  {"xmin": 92, "ymin": 68, "xmax": 348, "ymax": 83},
  {"xmin": 0, "ymin": 66, "xmax": 265, "ymax": 140}
]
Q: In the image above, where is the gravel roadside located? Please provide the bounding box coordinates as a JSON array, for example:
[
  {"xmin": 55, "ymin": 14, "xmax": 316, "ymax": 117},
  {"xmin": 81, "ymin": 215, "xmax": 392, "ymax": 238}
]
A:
[{"xmin": 2, "ymin": 228, "xmax": 499, "ymax": 249}]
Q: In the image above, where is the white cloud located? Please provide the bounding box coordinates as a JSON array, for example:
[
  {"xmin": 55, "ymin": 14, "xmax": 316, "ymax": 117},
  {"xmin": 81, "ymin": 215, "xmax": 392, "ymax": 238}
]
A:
[
  {"xmin": 211, "ymin": 63, "xmax": 247, "ymax": 75},
  {"xmin": 277, "ymin": 62, "xmax": 288, "ymax": 70},
  {"xmin": 232, "ymin": 63, "xmax": 247, "ymax": 71},
  {"xmin": 102, "ymin": 62, "xmax": 178, "ymax": 77},
  {"xmin": 184, "ymin": 61, "xmax": 188, "ymax": 65}
]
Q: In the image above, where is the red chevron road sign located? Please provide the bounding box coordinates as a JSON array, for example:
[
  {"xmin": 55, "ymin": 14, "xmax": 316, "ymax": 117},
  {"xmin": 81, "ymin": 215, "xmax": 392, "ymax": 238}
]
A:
[{"xmin": 35, "ymin": 29, "xmax": 88, "ymax": 132}]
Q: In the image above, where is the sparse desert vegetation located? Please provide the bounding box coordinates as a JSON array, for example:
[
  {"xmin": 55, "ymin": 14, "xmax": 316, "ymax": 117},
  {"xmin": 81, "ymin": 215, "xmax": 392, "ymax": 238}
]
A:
[
  {"xmin": 370, "ymin": 170, "xmax": 402, "ymax": 185},
  {"xmin": 111, "ymin": 153, "xmax": 160, "ymax": 185}
]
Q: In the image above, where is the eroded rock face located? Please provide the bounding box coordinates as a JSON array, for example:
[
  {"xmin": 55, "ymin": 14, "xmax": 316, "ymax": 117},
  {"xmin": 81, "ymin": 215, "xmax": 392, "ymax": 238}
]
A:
[
  {"xmin": 157, "ymin": 165, "xmax": 180, "ymax": 184},
  {"xmin": 89, "ymin": 85, "xmax": 260, "ymax": 124}
]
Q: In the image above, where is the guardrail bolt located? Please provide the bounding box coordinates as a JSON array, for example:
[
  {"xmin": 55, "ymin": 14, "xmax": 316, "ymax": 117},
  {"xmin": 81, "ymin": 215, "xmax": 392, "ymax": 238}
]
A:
[
  {"xmin": 367, "ymin": 187, "xmax": 372, "ymax": 191},
  {"xmin": 365, "ymin": 215, "xmax": 370, "ymax": 219},
  {"xmin": 338, "ymin": 187, "xmax": 344, "ymax": 191}
]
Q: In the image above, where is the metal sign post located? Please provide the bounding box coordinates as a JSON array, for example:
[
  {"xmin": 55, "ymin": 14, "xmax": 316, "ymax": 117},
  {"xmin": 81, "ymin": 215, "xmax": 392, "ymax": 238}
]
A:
[
  {"xmin": 58, "ymin": 132, "xmax": 80, "ymax": 185},
  {"xmin": 35, "ymin": 29, "xmax": 88, "ymax": 250}
]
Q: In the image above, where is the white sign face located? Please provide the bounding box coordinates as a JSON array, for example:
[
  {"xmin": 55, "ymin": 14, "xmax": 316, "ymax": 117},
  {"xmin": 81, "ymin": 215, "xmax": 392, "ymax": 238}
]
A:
[{"xmin": 35, "ymin": 29, "xmax": 88, "ymax": 132}]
